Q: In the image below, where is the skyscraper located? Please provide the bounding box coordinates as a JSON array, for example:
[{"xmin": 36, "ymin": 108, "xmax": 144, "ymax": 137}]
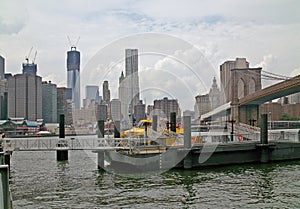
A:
[
  {"xmin": 111, "ymin": 99, "xmax": 121, "ymax": 121},
  {"xmin": 118, "ymin": 49, "xmax": 140, "ymax": 125},
  {"xmin": 42, "ymin": 81, "xmax": 57, "ymax": 123},
  {"xmin": 86, "ymin": 85, "xmax": 101, "ymax": 103},
  {"xmin": 67, "ymin": 46, "xmax": 80, "ymax": 110},
  {"xmin": 8, "ymin": 74, "xmax": 42, "ymax": 120},
  {"xmin": 103, "ymin": 80, "xmax": 110, "ymax": 103},
  {"xmin": 57, "ymin": 87, "xmax": 73, "ymax": 125},
  {"xmin": 125, "ymin": 49, "xmax": 140, "ymax": 108},
  {"xmin": 0, "ymin": 79, "xmax": 8, "ymax": 120},
  {"xmin": 22, "ymin": 62, "xmax": 37, "ymax": 76},
  {"xmin": 134, "ymin": 100, "xmax": 146, "ymax": 123},
  {"xmin": 153, "ymin": 97, "xmax": 181, "ymax": 119},
  {"xmin": 0, "ymin": 55, "xmax": 5, "ymax": 80},
  {"xmin": 0, "ymin": 56, "xmax": 7, "ymax": 119}
]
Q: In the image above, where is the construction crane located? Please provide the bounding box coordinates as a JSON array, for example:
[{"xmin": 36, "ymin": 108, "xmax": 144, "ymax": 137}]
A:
[
  {"xmin": 67, "ymin": 35, "xmax": 80, "ymax": 50},
  {"xmin": 32, "ymin": 51, "xmax": 37, "ymax": 64},
  {"xmin": 25, "ymin": 47, "xmax": 33, "ymax": 63}
]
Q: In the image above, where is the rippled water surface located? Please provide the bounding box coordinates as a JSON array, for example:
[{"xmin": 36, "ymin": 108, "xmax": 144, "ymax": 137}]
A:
[{"xmin": 10, "ymin": 150, "xmax": 300, "ymax": 208}]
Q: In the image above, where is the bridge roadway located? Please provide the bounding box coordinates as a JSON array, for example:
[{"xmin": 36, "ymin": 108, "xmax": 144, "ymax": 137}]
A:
[
  {"xmin": 201, "ymin": 75, "xmax": 300, "ymax": 121},
  {"xmin": 240, "ymin": 74, "xmax": 300, "ymax": 105}
]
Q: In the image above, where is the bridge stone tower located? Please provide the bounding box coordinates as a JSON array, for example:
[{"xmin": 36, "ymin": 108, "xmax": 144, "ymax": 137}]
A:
[{"xmin": 220, "ymin": 58, "xmax": 262, "ymax": 124}]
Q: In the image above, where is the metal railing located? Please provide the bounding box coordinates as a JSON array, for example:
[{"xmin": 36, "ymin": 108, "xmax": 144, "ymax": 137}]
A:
[
  {"xmin": 2, "ymin": 137, "xmax": 156, "ymax": 151},
  {"xmin": 2, "ymin": 130, "xmax": 299, "ymax": 152}
]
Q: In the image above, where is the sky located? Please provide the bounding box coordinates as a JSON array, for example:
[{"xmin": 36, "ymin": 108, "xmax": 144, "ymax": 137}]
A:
[{"xmin": 0, "ymin": 0, "xmax": 300, "ymax": 111}]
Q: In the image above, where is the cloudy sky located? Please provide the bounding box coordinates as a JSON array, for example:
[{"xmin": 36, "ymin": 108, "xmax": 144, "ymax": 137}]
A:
[{"xmin": 0, "ymin": 0, "xmax": 300, "ymax": 110}]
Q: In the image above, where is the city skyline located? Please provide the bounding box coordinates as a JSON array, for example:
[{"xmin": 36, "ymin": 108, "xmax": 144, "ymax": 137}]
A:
[{"xmin": 0, "ymin": 1, "xmax": 299, "ymax": 110}]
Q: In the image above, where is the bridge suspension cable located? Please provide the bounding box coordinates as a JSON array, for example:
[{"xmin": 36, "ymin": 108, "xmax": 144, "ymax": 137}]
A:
[{"xmin": 239, "ymin": 69, "xmax": 294, "ymax": 81}]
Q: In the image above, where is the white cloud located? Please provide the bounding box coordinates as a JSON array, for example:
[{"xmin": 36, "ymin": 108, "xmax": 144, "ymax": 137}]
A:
[
  {"xmin": 0, "ymin": 1, "xmax": 300, "ymax": 110},
  {"xmin": 291, "ymin": 67, "xmax": 300, "ymax": 77},
  {"xmin": 255, "ymin": 54, "xmax": 275, "ymax": 71}
]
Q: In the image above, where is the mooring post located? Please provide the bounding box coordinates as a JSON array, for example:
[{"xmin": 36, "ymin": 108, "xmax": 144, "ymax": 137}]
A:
[
  {"xmin": 259, "ymin": 114, "xmax": 269, "ymax": 163},
  {"xmin": 0, "ymin": 152, "xmax": 3, "ymax": 165},
  {"xmin": 183, "ymin": 115, "xmax": 192, "ymax": 169},
  {"xmin": 152, "ymin": 115, "xmax": 158, "ymax": 132},
  {"xmin": 59, "ymin": 114, "xmax": 65, "ymax": 138},
  {"xmin": 97, "ymin": 151, "xmax": 105, "ymax": 170},
  {"xmin": 184, "ymin": 116, "xmax": 191, "ymax": 149},
  {"xmin": 114, "ymin": 121, "xmax": 120, "ymax": 138},
  {"xmin": 170, "ymin": 112, "xmax": 176, "ymax": 132},
  {"xmin": 57, "ymin": 114, "xmax": 68, "ymax": 161},
  {"xmin": 4, "ymin": 152, "xmax": 10, "ymax": 170},
  {"xmin": 260, "ymin": 114, "xmax": 268, "ymax": 144},
  {"xmin": 0, "ymin": 165, "xmax": 9, "ymax": 209},
  {"xmin": 97, "ymin": 121, "xmax": 105, "ymax": 170},
  {"xmin": 97, "ymin": 120, "xmax": 105, "ymax": 138},
  {"xmin": 280, "ymin": 131, "xmax": 285, "ymax": 140}
]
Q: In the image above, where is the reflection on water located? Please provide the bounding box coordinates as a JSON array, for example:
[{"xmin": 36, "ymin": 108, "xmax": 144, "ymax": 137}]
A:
[{"xmin": 9, "ymin": 150, "xmax": 300, "ymax": 208}]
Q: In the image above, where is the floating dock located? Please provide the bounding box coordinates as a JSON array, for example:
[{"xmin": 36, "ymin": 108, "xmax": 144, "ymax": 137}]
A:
[{"xmin": 95, "ymin": 115, "xmax": 300, "ymax": 173}]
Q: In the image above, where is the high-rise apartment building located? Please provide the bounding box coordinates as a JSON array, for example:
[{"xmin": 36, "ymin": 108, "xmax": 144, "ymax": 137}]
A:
[
  {"xmin": 118, "ymin": 49, "xmax": 140, "ymax": 124},
  {"xmin": 42, "ymin": 81, "xmax": 57, "ymax": 123},
  {"xmin": 103, "ymin": 81, "xmax": 110, "ymax": 103},
  {"xmin": 0, "ymin": 55, "xmax": 5, "ymax": 80},
  {"xmin": 67, "ymin": 46, "xmax": 80, "ymax": 110},
  {"xmin": 134, "ymin": 100, "xmax": 146, "ymax": 123},
  {"xmin": 86, "ymin": 85, "xmax": 101, "ymax": 103},
  {"xmin": 111, "ymin": 99, "xmax": 121, "ymax": 121},
  {"xmin": 153, "ymin": 97, "xmax": 181, "ymax": 119},
  {"xmin": 194, "ymin": 77, "xmax": 222, "ymax": 119},
  {"xmin": 0, "ymin": 56, "xmax": 7, "ymax": 119},
  {"xmin": 84, "ymin": 85, "xmax": 101, "ymax": 109},
  {"xmin": 8, "ymin": 74, "xmax": 42, "ymax": 120},
  {"xmin": 194, "ymin": 94, "xmax": 211, "ymax": 118},
  {"xmin": 0, "ymin": 79, "xmax": 8, "ymax": 120},
  {"xmin": 57, "ymin": 87, "xmax": 73, "ymax": 125},
  {"xmin": 96, "ymin": 104, "xmax": 108, "ymax": 121}
]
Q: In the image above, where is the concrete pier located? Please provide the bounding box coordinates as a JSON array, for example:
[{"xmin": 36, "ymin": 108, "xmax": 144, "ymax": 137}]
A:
[{"xmin": 57, "ymin": 114, "xmax": 68, "ymax": 161}]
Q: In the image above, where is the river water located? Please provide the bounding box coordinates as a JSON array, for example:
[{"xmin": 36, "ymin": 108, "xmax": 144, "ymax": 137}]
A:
[{"xmin": 9, "ymin": 150, "xmax": 300, "ymax": 208}]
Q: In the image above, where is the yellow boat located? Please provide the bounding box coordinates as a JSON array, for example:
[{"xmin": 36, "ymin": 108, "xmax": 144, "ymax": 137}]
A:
[{"xmin": 120, "ymin": 119, "xmax": 184, "ymax": 138}]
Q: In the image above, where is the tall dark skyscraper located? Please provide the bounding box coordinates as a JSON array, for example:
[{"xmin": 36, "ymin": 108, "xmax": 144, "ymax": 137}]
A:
[
  {"xmin": 67, "ymin": 46, "xmax": 80, "ymax": 110},
  {"xmin": 22, "ymin": 62, "xmax": 37, "ymax": 76}
]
